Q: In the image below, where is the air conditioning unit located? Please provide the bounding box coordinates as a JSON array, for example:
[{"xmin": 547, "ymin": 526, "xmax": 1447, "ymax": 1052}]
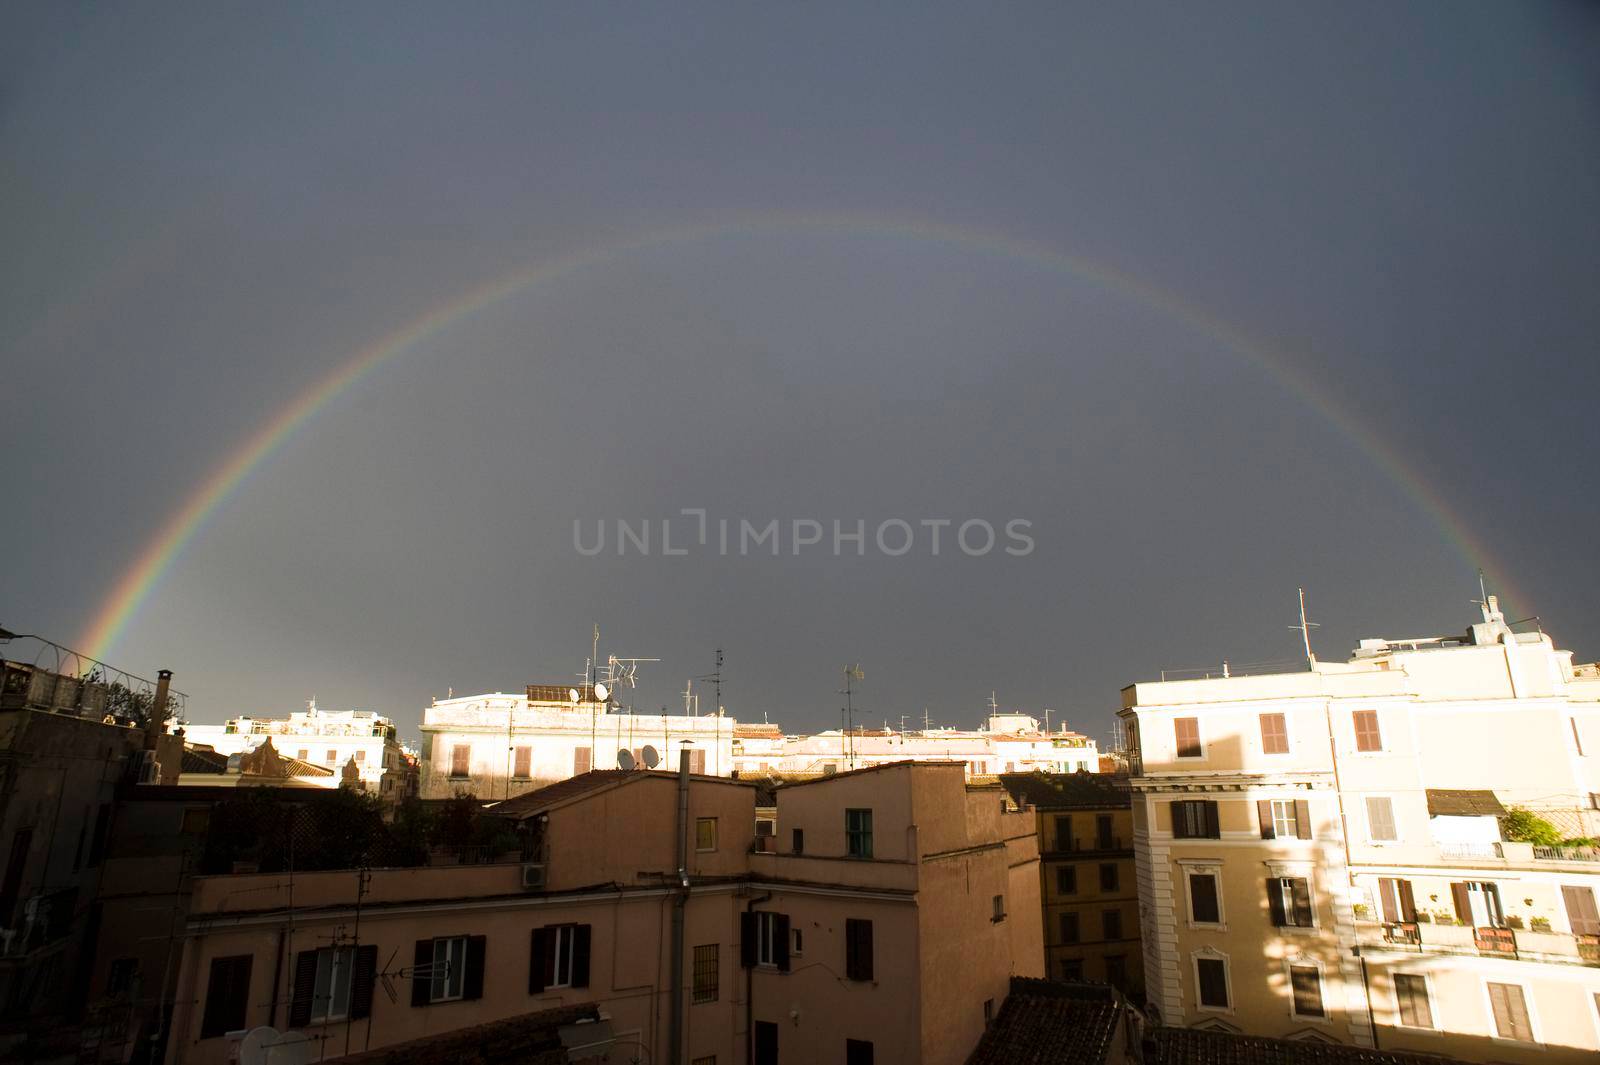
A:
[
  {"xmin": 521, "ymin": 863, "xmax": 547, "ymax": 889},
  {"xmin": 137, "ymin": 750, "xmax": 161, "ymax": 784}
]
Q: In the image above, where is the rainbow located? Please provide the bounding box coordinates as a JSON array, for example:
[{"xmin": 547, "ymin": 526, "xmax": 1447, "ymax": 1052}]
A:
[{"xmin": 79, "ymin": 211, "xmax": 1521, "ymax": 661}]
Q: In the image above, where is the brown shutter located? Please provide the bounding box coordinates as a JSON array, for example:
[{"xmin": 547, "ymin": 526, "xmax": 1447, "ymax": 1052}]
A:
[
  {"xmin": 349, "ymin": 945, "xmax": 377, "ymax": 1020},
  {"xmin": 462, "ymin": 936, "xmax": 486, "ymax": 1000},
  {"xmin": 1488, "ymin": 982, "xmax": 1532, "ymax": 1041},
  {"xmin": 200, "ymin": 955, "xmax": 253, "ymax": 1038},
  {"xmin": 1294, "ymin": 800, "xmax": 1312, "ymax": 839},
  {"xmin": 1290, "ymin": 879, "xmax": 1314, "ymax": 926},
  {"xmin": 571, "ymin": 925, "xmax": 592, "ymax": 988},
  {"xmin": 740, "ymin": 912, "xmax": 757, "ymax": 967},
  {"xmin": 530, "ymin": 927, "xmax": 551, "ymax": 993},
  {"xmin": 1398, "ymin": 880, "xmax": 1417, "ymax": 923},
  {"xmin": 1562, "ymin": 885, "xmax": 1600, "ymax": 936},
  {"xmin": 774, "ymin": 913, "xmax": 791, "ymax": 972},
  {"xmin": 1170, "ymin": 802, "xmax": 1189, "ymax": 839},
  {"xmin": 1267, "ymin": 879, "xmax": 1286, "ymax": 926},
  {"xmin": 411, "ymin": 940, "xmax": 432, "ymax": 1007},
  {"xmin": 1378, "ymin": 878, "xmax": 1400, "ymax": 924},
  {"xmin": 1204, "ymin": 801, "xmax": 1220, "ymax": 839},
  {"xmin": 1450, "ymin": 883, "xmax": 1473, "ymax": 924},
  {"xmin": 288, "ymin": 950, "xmax": 318, "ymax": 1028},
  {"xmin": 1257, "ymin": 801, "xmax": 1275, "ymax": 839}
]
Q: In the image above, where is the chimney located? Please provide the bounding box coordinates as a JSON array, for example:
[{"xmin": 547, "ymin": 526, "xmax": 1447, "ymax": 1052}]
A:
[{"xmin": 144, "ymin": 669, "xmax": 172, "ymax": 751}]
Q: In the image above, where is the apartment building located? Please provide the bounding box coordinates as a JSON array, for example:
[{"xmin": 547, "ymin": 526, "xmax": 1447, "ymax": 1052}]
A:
[
  {"xmin": 162, "ymin": 758, "xmax": 1041, "ymax": 1065},
  {"xmin": 1002, "ymin": 772, "xmax": 1143, "ymax": 1001},
  {"xmin": 756, "ymin": 715, "xmax": 1097, "ymax": 779},
  {"xmin": 1119, "ymin": 598, "xmax": 1600, "ymax": 1063},
  {"xmin": 182, "ymin": 703, "xmax": 411, "ymax": 799}
]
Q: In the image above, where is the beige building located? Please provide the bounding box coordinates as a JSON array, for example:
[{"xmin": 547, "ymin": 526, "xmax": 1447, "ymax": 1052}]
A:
[
  {"xmin": 1002, "ymin": 772, "xmax": 1142, "ymax": 1001},
  {"xmin": 752, "ymin": 714, "xmax": 1097, "ymax": 779},
  {"xmin": 182, "ymin": 703, "xmax": 412, "ymax": 799},
  {"xmin": 162, "ymin": 758, "xmax": 1041, "ymax": 1065},
  {"xmin": 1119, "ymin": 598, "xmax": 1600, "ymax": 1062}
]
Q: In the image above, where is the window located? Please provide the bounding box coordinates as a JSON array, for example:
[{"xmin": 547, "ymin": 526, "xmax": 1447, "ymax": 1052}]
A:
[
  {"xmin": 1259, "ymin": 713, "xmax": 1289, "ymax": 754},
  {"xmin": 1126, "ymin": 719, "xmax": 1141, "ymax": 775},
  {"xmin": 1104, "ymin": 954, "xmax": 1127, "ymax": 988},
  {"xmin": 1196, "ymin": 956, "xmax": 1229, "ymax": 1009},
  {"xmin": 791, "ymin": 928, "xmax": 803, "ymax": 955},
  {"xmin": 1098, "ymin": 863, "xmax": 1119, "ymax": 892},
  {"xmin": 106, "ymin": 958, "xmax": 139, "ymax": 996},
  {"xmin": 1562, "ymin": 884, "xmax": 1600, "ymax": 935},
  {"xmin": 573, "ymin": 746, "xmax": 591, "ymax": 775},
  {"xmin": 754, "ymin": 1020, "xmax": 778, "ymax": 1065},
  {"xmin": 792, "ymin": 828, "xmax": 804, "ymax": 854},
  {"xmin": 1268, "ymin": 876, "xmax": 1315, "ymax": 928},
  {"xmin": 1486, "ymin": 982, "xmax": 1534, "ymax": 1042},
  {"xmin": 1053, "ymin": 815, "xmax": 1072, "ymax": 852},
  {"xmin": 696, "ymin": 818, "xmax": 718, "ymax": 851},
  {"xmin": 1175, "ymin": 717, "xmax": 1202, "ymax": 758},
  {"xmin": 992, "ymin": 894, "xmax": 1006, "ymax": 922},
  {"xmin": 200, "ymin": 955, "xmax": 253, "ymax": 1038},
  {"xmin": 1365, "ymin": 796, "xmax": 1397, "ymax": 842},
  {"xmin": 450, "ymin": 745, "xmax": 470, "ymax": 778},
  {"xmin": 1258, "ymin": 799, "xmax": 1312, "ymax": 840},
  {"xmin": 1353, "ymin": 710, "xmax": 1382, "ymax": 752},
  {"xmin": 1377, "ymin": 878, "xmax": 1417, "ymax": 924},
  {"xmin": 1289, "ymin": 965, "xmax": 1325, "ymax": 1018},
  {"xmin": 755, "ymin": 819, "xmax": 775, "ymax": 838},
  {"xmin": 354, "ymin": 749, "xmax": 366, "ymax": 763},
  {"xmin": 845, "ymin": 918, "xmax": 874, "ymax": 981},
  {"xmin": 1572, "ymin": 718, "xmax": 1585, "ymax": 756},
  {"xmin": 412, "ymin": 935, "xmax": 486, "ymax": 1005},
  {"xmin": 1394, "ymin": 973, "xmax": 1434, "ymax": 1029},
  {"xmin": 1095, "ymin": 814, "xmax": 1113, "ymax": 850},
  {"xmin": 692, "ymin": 944, "xmax": 719, "ymax": 1003},
  {"xmin": 1060, "ymin": 912, "xmax": 1080, "ymax": 943},
  {"xmin": 1451, "ymin": 881, "xmax": 1505, "ymax": 928},
  {"xmin": 513, "ymin": 746, "xmax": 532, "ymax": 778},
  {"xmin": 529, "ymin": 924, "xmax": 590, "ymax": 992},
  {"xmin": 1171, "ymin": 800, "xmax": 1220, "ymax": 839},
  {"xmin": 845, "ymin": 808, "xmax": 873, "ymax": 858},
  {"xmin": 1060, "ymin": 958, "xmax": 1083, "ymax": 980},
  {"xmin": 689, "ymin": 749, "xmax": 707, "ymax": 774},
  {"xmin": 1103, "ymin": 909, "xmax": 1122, "ymax": 940},
  {"xmin": 311, "ymin": 948, "xmax": 354, "ymax": 1022},
  {"xmin": 846, "ymin": 1038, "xmax": 874, "ymax": 1065},
  {"xmin": 743, "ymin": 911, "xmax": 790, "ymax": 971},
  {"xmin": 297, "ymin": 749, "xmax": 310, "ymax": 761},
  {"xmin": 1188, "ymin": 872, "xmax": 1221, "ymax": 924},
  {"xmin": 326, "ymin": 749, "xmax": 337, "ymax": 764}
]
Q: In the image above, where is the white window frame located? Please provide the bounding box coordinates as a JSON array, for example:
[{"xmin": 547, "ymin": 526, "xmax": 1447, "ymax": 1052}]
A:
[
  {"xmin": 790, "ymin": 927, "xmax": 803, "ymax": 956},
  {"xmin": 1391, "ymin": 970, "xmax": 1439, "ymax": 1033},
  {"xmin": 1481, "ymin": 978, "xmax": 1542, "ymax": 1046},
  {"xmin": 430, "ymin": 936, "xmax": 468, "ymax": 1003},
  {"xmin": 310, "ymin": 946, "xmax": 355, "ymax": 1023},
  {"xmin": 1179, "ymin": 860, "xmax": 1226, "ymax": 930},
  {"xmin": 1364, "ymin": 795, "xmax": 1399, "ymax": 843},
  {"xmin": 1192, "ymin": 949, "xmax": 1233, "ymax": 1014},
  {"xmin": 1283, "ymin": 957, "xmax": 1329, "ymax": 1023},
  {"xmin": 548, "ymin": 925, "xmax": 578, "ymax": 989},
  {"xmin": 1174, "ymin": 716, "xmax": 1205, "ymax": 760},
  {"xmin": 756, "ymin": 911, "xmax": 780, "ymax": 968},
  {"xmin": 1270, "ymin": 800, "xmax": 1300, "ymax": 839}
]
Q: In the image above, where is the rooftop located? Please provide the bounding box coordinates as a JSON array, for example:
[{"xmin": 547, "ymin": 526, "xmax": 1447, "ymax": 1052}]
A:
[
  {"xmin": 1000, "ymin": 770, "xmax": 1131, "ymax": 810},
  {"xmin": 486, "ymin": 768, "xmax": 754, "ymax": 820},
  {"xmin": 1425, "ymin": 789, "xmax": 1506, "ymax": 817},
  {"xmin": 964, "ymin": 979, "xmax": 1127, "ymax": 1065},
  {"xmin": 1147, "ymin": 1027, "xmax": 1467, "ymax": 1065}
]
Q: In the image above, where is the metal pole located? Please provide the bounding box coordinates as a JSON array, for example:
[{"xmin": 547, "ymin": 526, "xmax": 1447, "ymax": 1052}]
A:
[{"xmin": 669, "ymin": 745, "xmax": 690, "ymax": 1065}]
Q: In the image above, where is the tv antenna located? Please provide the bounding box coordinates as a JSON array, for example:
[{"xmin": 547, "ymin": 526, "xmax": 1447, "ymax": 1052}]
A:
[
  {"xmin": 1288, "ymin": 587, "xmax": 1320, "ymax": 668},
  {"xmin": 839, "ymin": 664, "xmax": 864, "ymax": 770},
  {"xmin": 697, "ymin": 647, "xmax": 724, "ymax": 716}
]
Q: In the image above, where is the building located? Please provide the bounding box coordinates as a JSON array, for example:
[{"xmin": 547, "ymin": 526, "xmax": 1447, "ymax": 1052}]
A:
[
  {"xmin": 419, "ymin": 685, "xmax": 739, "ymax": 799},
  {"xmin": 1120, "ymin": 598, "xmax": 1600, "ymax": 1062},
  {"xmin": 160, "ymin": 758, "xmax": 1041, "ymax": 1065},
  {"xmin": 750, "ymin": 713, "xmax": 1098, "ymax": 779},
  {"xmin": 1002, "ymin": 772, "xmax": 1143, "ymax": 1001},
  {"xmin": 182, "ymin": 702, "xmax": 412, "ymax": 800}
]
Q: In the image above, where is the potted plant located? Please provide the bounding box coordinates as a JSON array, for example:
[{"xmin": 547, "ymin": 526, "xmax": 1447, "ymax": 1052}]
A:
[
  {"xmin": 1530, "ymin": 916, "xmax": 1552, "ymax": 933},
  {"xmin": 1352, "ymin": 903, "xmax": 1369, "ymax": 918},
  {"xmin": 1506, "ymin": 914, "xmax": 1524, "ymax": 930}
]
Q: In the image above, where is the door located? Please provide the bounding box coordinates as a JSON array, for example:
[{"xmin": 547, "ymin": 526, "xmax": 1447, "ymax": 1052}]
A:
[{"xmin": 754, "ymin": 1020, "xmax": 778, "ymax": 1065}]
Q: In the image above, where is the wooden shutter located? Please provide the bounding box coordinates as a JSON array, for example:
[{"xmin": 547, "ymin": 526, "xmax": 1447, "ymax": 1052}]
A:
[
  {"xmin": 1260, "ymin": 713, "xmax": 1288, "ymax": 754},
  {"xmin": 288, "ymin": 950, "xmax": 318, "ymax": 1028},
  {"xmin": 1257, "ymin": 801, "xmax": 1275, "ymax": 839},
  {"xmin": 571, "ymin": 925, "xmax": 592, "ymax": 988},
  {"xmin": 462, "ymin": 936, "xmax": 486, "ymax": 1000},
  {"xmin": 1290, "ymin": 966, "xmax": 1324, "ymax": 1017},
  {"xmin": 740, "ymin": 912, "xmax": 758, "ymax": 967},
  {"xmin": 411, "ymin": 940, "xmax": 432, "ymax": 1007},
  {"xmin": 1189, "ymin": 874, "xmax": 1218, "ymax": 924},
  {"xmin": 1395, "ymin": 973, "xmax": 1432, "ymax": 1028},
  {"xmin": 845, "ymin": 918, "xmax": 874, "ymax": 981},
  {"xmin": 1197, "ymin": 958, "xmax": 1227, "ymax": 1007},
  {"xmin": 1378, "ymin": 879, "xmax": 1400, "ymax": 924},
  {"xmin": 450, "ymin": 745, "xmax": 470, "ymax": 776},
  {"xmin": 690, "ymin": 749, "xmax": 706, "ymax": 775},
  {"xmin": 1353, "ymin": 710, "xmax": 1381, "ymax": 752},
  {"xmin": 1398, "ymin": 880, "xmax": 1417, "ymax": 923},
  {"xmin": 774, "ymin": 913, "xmax": 791, "ymax": 973},
  {"xmin": 200, "ymin": 955, "xmax": 253, "ymax": 1038},
  {"xmin": 1366, "ymin": 797, "xmax": 1396, "ymax": 841},
  {"xmin": 574, "ymin": 747, "xmax": 591, "ymax": 775},
  {"xmin": 1203, "ymin": 801, "xmax": 1220, "ymax": 839},
  {"xmin": 514, "ymin": 747, "xmax": 532, "ymax": 777},
  {"xmin": 1170, "ymin": 802, "xmax": 1190, "ymax": 839},
  {"xmin": 530, "ymin": 927, "xmax": 552, "ymax": 993},
  {"xmin": 1487, "ymin": 982, "xmax": 1532, "ymax": 1041},
  {"xmin": 349, "ymin": 945, "xmax": 377, "ymax": 1020},
  {"xmin": 1290, "ymin": 879, "xmax": 1314, "ymax": 926},
  {"xmin": 1294, "ymin": 800, "xmax": 1312, "ymax": 839},
  {"xmin": 1267, "ymin": 879, "xmax": 1287, "ymax": 926},
  {"xmin": 1175, "ymin": 718, "xmax": 1201, "ymax": 757},
  {"xmin": 1450, "ymin": 883, "xmax": 1473, "ymax": 924},
  {"xmin": 1562, "ymin": 885, "xmax": 1600, "ymax": 936}
]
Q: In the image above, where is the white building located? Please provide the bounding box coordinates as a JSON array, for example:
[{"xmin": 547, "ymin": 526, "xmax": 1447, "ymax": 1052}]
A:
[
  {"xmin": 181, "ymin": 701, "xmax": 410, "ymax": 797},
  {"xmin": 419, "ymin": 684, "xmax": 739, "ymax": 799}
]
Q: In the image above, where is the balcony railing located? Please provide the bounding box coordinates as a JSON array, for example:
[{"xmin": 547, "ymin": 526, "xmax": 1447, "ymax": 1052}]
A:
[
  {"xmin": 1533, "ymin": 845, "xmax": 1600, "ymax": 862},
  {"xmin": 1049, "ymin": 836, "xmax": 1126, "ymax": 854},
  {"xmin": 1358, "ymin": 919, "xmax": 1600, "ymax": 967},
  {"xmin": 1439, "ymin": 842, "xmax": 1502, "ymax": 860}
]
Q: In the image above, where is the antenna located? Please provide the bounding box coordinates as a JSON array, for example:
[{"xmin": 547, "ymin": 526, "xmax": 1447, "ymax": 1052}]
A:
[
  {"xmin": 696, "ymin": 647, "xmax": 724, "ymax": 716},
  {"xmin": 839, "ymin": 664, "xmax": 864, "ymax": 770},
  {"xmin": 1288, "ymin": 587, "xmax": 1320, "ymax": 668}
]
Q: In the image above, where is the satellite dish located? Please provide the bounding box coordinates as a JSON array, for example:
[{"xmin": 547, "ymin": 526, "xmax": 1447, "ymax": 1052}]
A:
[
  {"xmin": 593, "ymin": 682, "xmax": 609, "ymax": 702},
  {"xmin": 640, "ymin": 744, "xmax": 660, "ymax": 769},
  {"xmin": 568, "ymin": 687, "xmax": 581, "ymax": 704},
  {"xmin": 617, "ymin": 749, "xmax": 636, "ymax": 771}
]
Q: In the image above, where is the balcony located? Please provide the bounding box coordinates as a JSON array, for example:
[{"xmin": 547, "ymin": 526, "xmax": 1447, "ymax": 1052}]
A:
[{"xmin": 1358, "ymin": 919, "xmax": 1600, "ymax": 967}]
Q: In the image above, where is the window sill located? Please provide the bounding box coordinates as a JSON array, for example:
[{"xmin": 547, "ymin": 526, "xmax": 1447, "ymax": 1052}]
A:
[
  {"xmin": 1274, "ymin": 925, "xmax": 1321, "ymax": 936},
  {"xmin": 1289, "ymin": 1013, "xmax": 1331, "ymax": 1025},
  {"xmin": 1188, "ymin": 922, "xmax": 1228, "ymax": 933}
]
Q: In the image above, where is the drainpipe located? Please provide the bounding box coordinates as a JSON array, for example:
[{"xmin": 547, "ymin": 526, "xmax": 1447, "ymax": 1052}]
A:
[
  {"xmin": 744, "ymin": 891, "xmax": 772, "ymax": 1065},
  {"xmin": 670, "ymin": 743, "xmax": 690, "ymax": 1065}
]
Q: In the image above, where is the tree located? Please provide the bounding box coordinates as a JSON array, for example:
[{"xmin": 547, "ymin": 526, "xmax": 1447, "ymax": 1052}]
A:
[
  {"xmin": 1500, "ymin": 807, "xmax": 1562, "ymax": 846},
  {"xmin": 101, "ymin": 679, "xmax": 178, "ymax": 730}
]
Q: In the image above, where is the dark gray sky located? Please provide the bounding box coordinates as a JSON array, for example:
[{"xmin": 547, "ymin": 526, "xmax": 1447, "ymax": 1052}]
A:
[{"xmin": 4, "ymin": 2, "xmax": 1597, "ymax": 745}]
